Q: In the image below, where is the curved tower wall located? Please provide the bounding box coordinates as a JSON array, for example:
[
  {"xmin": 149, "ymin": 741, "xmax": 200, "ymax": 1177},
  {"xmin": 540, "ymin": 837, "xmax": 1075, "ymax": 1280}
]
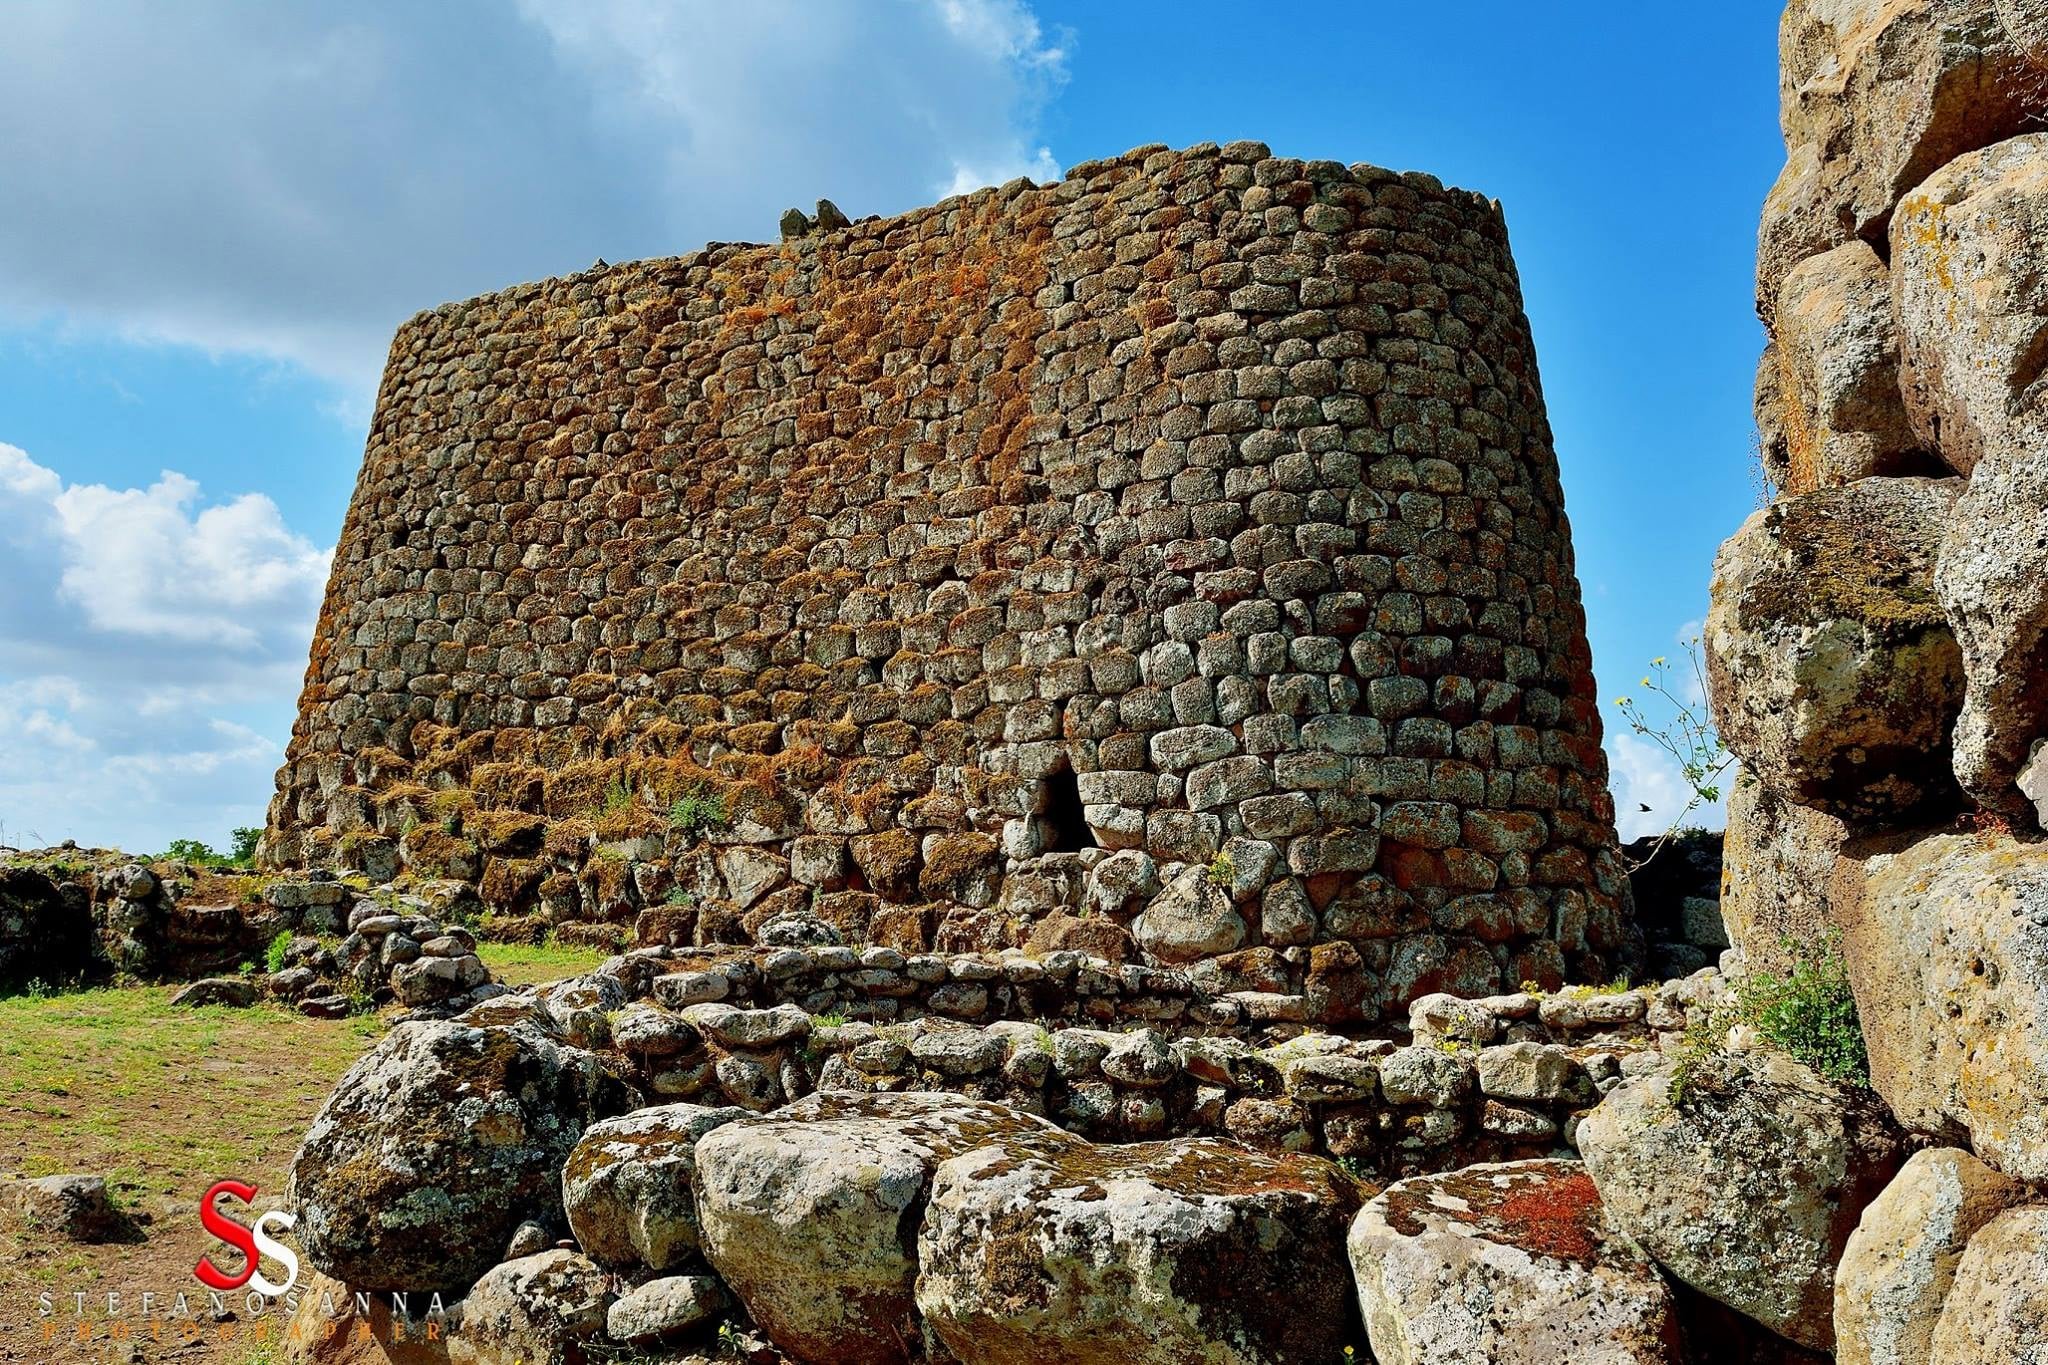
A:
[{"xmin": 268, "ymin": 139, "xmax": 1631, "ymax": 1019}]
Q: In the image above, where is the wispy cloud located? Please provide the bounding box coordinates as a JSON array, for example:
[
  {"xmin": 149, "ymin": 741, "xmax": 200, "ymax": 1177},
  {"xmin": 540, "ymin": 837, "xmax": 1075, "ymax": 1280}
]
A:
[
  {"xmin": 0, "ymin": 442, "xmax": 325, "ymax": 851},
  {"xmin": 0, "ymin": 1, "xmax": 1069, "ymax": 406}
]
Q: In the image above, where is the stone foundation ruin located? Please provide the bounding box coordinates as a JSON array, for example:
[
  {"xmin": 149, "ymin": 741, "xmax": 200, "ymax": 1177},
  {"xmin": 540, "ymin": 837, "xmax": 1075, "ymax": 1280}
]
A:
[{"xmin": 263, "ymin": 138, "xmax": 1634, "ymax": 1027}]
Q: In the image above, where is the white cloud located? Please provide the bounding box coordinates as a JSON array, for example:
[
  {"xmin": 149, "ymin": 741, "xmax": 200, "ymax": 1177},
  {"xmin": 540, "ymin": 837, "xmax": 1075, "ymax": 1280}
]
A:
[
  {"xmin": 0, "ymin": 442, "xmax": 326, "ymax": 852},
  {"xmin": 0, "ymin": 0, "xmax": 1069, "ymax": 401}
]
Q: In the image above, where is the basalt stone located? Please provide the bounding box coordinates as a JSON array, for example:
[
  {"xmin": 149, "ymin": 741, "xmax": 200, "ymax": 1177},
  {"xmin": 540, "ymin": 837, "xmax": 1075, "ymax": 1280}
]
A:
[
  {"xmin": 288, "ymin": 1018, "xmax": 635, "ymax": 1294},
  {"xmin": 1705, "ymin": 477, "xmax": 1964, "ymax": 823},
  {"xmin": 693, "ymin": 1092, "xmax": 1060, "ymax": 1365},
  {"xmin": 263, "ymin": 141, "xmax": 1631, "ymax": 1005},
  {"xmin": 918, "ymin": 1132, "xmax": 1368, "ymax": 1365},
  {"xmin": 1351, "ymin": 1161, "xmax": 1682, "ymax": 1365}
]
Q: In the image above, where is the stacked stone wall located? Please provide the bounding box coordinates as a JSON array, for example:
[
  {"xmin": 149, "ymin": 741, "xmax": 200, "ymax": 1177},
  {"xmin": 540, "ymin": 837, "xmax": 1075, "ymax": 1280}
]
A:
[{"xmin": 267, "ymin": 139, "xmax": 1629, "ymax": 1023}]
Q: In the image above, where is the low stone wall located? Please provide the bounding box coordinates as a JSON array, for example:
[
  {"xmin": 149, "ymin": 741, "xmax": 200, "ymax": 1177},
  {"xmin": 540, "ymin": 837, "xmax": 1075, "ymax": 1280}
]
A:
[
  {"xmin": 499, "ymin": 945, "xmax": 1726, "ymax": 1177},
  {"xmin": 0, "ymin": 849, "xmax": 497, "ymax": 1015}
]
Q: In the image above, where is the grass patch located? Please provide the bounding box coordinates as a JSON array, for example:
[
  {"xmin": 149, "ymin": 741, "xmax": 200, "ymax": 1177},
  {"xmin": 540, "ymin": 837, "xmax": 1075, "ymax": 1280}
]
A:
[
  {"xmin": 475, "ymin": 939, "xmax": 612, "ymax": 988},
  {"xmin": 0, "ymin": 986, "xmax": 384, "ymax": 1204}
]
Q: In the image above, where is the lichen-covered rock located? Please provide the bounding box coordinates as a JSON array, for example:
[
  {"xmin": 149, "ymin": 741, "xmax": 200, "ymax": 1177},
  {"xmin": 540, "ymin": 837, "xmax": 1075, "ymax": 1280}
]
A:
[
  {"xmin": 1719, "ymin": 776, "xmax": 1846, "ymax": 976},
  {"xmin": 692, "ymin": 1091, "xmax": 1060, "ymax": 1365},
  {"xmin": 605, "ymin": 1273, "xmax": 727, "ymax": 1346},
  {"xmin": 1833, "ymin": 829, "xmax": 2048, "ymax": 1176},
  {"xmin": 1892, "ymin": 132, "xmax": 2048, "ymax": 477},
  {"xmin": 1928, "ymin": 1205, "xmax": 2048, "ymax": 1363},
  {"xmin": 1705, "ymin": 477, "xmax": 1964, "ymax": 822},
  {"xmin": 1760, "ymin": 0, "xmax": 2045, "ymax": 318},
  {"xmin": 1579, "ymin": 1051, "xmax": 1908, "ymax": 1351},
  {"xmin": 561, "ymin": 1102, "xmax": 750, "ymax": 1272},
  {"xmin": 917, "ymin": 1131, "xmax": 1367, "ymax": 1365},
  {"xmin": 1835, "ymin": 1148, "xmax": 2030, "ymax": 1365},
  {"xmin": 1349, "ymin": 1160, "xmax": 1682, "ymax": 1365},
  {"xmin": 1132, "ymin": 863, "xmax": 1246, "ymax": 965},
  {"xmin": 288, "ymin": 1020, "xmax": 635, "ymax": 1294},
  {"xmin": 1890, "ymin": 136, "xmax": 2048, "ymax": 821},
  {"xmin": 447, "ymin": 1250, "xmax": 611, "ymax": 1365},
  {"xmin": 1769, "ymin": 241, "xmax": 1926, "ymax": 491},
  {"xmin": 11, "ymin": 1174, "xmax": 123, "ymax": 1243}
]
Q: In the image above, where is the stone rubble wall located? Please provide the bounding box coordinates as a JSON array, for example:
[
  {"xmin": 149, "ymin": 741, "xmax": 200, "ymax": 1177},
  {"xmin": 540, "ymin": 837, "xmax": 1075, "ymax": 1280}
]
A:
[
  {"xmin": 282, "ymin": 961, "xmax": 1732, "ymax": 1364},
  {"xmin": 531, "ymin": 946, "xmax": 1719, "ymax": 1177},
  {"xmin": 0, "ymin": 849, "xmax": 496, "ymax": 1015},
  {"xmin": 264, "ymin": 138, "xmax": 1632, "ymax": 1023},
  {"xmin": 1703, "ymin": 4, "xmax": 2048, "ymax": 1359}
]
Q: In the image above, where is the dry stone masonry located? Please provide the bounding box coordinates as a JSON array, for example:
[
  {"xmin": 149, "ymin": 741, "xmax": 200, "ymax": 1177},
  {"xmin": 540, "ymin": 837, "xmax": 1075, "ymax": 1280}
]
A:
[
  {"xmin": 263, "ymin": 139, "xmax": 1633, "ymax": 1025},
  {"xmin": 1693, "ymin": 0, "xmax": 2048, "ymax": 1360}
]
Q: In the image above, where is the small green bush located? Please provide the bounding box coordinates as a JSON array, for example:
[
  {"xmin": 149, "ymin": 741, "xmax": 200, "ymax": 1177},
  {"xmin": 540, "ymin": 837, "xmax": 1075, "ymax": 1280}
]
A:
[
  {"xmin": 663, "ymin": 885, "xmax": 695, "ymax": 906},
  {"xmin": 230, "ymin": 826, "xmax": 261, "ymax": 862},
  {"xmin": 1735, "ymin": 939, "xmax": 1867, "ymax": 1087},
  {"xmin": 1668, "ymin": 936, "xmax": 1868, "ymax": 1103},
  {"xmin": 600, "ymin": 779, "xmax": 636, "ymax": 816},
  {"xmin": 1205, "ymin": 851, "xmax": 1235, "ymax": 887},
  {"xmin": 263, "ymin": 930, "xmax": 293, "ymax": 975},
  {"xmin": 668, "ymin": 787, "xmax": 729, "ymax": 837}
]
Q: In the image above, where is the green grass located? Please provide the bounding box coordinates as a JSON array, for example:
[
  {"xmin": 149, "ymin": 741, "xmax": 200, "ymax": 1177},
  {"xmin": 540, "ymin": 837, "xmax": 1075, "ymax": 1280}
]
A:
[
  {"xmin": 475, "ymin": 939, "xmax": 612, "ymax": 987},
  {"xmin": 0, "ymin": 984, "xmax": 383, "ymax": 1203}
]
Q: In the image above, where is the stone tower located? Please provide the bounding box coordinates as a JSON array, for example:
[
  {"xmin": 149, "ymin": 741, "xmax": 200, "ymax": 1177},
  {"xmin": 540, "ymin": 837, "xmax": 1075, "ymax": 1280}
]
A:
[{"xmin": 266, "ymin": 140, "xmax": 1632, "ymax": 1022}]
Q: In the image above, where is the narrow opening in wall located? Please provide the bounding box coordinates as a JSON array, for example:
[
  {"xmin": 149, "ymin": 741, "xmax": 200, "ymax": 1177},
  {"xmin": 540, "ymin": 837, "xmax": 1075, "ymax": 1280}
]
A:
[{"xmin": 1041, "ymin": 767, "xmax": 1095, "ymax": 853}]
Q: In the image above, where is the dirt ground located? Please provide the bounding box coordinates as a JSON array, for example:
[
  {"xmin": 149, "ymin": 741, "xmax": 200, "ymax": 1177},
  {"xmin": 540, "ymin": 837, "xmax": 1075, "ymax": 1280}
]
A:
[{"xmin": 0, "ymin": 943, "xmax": 607, "ymax": 1364}]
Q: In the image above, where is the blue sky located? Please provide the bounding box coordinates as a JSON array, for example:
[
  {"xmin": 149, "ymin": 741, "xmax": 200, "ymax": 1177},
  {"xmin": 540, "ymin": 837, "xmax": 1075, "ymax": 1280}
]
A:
[{"xmin": 0, "ymin": 1, "xmax": 1780, "ymax": 852}]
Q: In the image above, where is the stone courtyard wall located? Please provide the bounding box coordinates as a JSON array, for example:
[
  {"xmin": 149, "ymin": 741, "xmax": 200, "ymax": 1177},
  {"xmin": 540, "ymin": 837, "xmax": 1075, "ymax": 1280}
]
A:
[{"xmin": 266, "ymin": 139, "xmax": 1632, "ymax": 1023}]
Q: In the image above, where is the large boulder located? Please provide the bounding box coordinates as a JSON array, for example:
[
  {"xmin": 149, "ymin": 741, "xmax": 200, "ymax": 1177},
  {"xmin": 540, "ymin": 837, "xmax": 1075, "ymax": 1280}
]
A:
[
  {"xmin": 1894, "ymin": 136, "xmax": 2048, "ymax": 821},
  {"xmin": 1132, "ymin": 862, "xmax": 1246, "ymax": 964},
  {"xmin": 561, "ymin": 1102, "xmax": 750, "ymax": 1272},
  {"xmin": 288, "ymin": 1019, "xmax": 635, "ymax": 1294},
  {"xmin": 446, "ymin": 1250, "xmax": 612, "ymax": 1365},
  {"xmin": 1349, "ymin": 1160, "xmax": 1682, "ymax": 1365},
  {"xmin": 1720, "ymin": 776, "xmax": 1847, "ymax": 976},
  {"xmin": 916, "ymin": 1132, "xmax": 1366, "ymax": 1365},
  {"xmin": 1835, "ymin": 1148, "xmax": 2030, "ymax": 1365},
  {"xmin": 691, "ymin": 1091, "xmax": 1059, "ymax": 1365},
  {"xmin": 1892, "ymin": 132, "xmax": 2048, "ymax": 477},
  {"xmin": 1578, "ymin": 1051, "xmax": 1909, "ymax": 1352},
  {"xmin": 1705, "ymin": 477, "xmax": 1964, "ymax": 823},
  {"xmin": 1769, "ymin": 241, "xmax": 1927, "ymax": 492},
  {"xmin": 1928, "ymin": 1205, "xmax": 2048, "ymax": 1363},
  {"xmin": 1832, "ymin": 829, "xmax": 2048, "ymax": 1176},
  {"xmin": 1760, "ymin": 0, "xmax": 2045, "ymax": 319},
  {"xmin": 1936, "ymin": 442, "xmax": 2048, "ymax": 823}
]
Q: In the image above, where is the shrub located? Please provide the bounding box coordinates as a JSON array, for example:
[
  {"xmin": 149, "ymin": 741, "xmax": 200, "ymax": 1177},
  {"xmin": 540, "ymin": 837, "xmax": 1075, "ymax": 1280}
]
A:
[
  {"xmin": 663, "ymin": 885, "xmax": 695, "ymax": 906},
  {"xmin": 1734, "ymin": 938, "xmax": 1867, "ymax": 1087},
  {"xmin": 1668, "ymin": 935, "xmax": 1868, "ymax": 1102},
  {"xmin": 263, "ymin": 930, "xmax": 293, "ymax": 975},
  {"xmin": 600, "ymin": 779, "xmax": 636, "ymax": 817},
  {"xmin": 1205, "ymin": 851, "xmax": 1235, "ymax": 887},
  {"xmin": 160, "ymin": 835, "xmax": 258, "ymax": 870},
  {"xmin": 668, "ymin": 787, "xmax": 730, "ymax": 837}
]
